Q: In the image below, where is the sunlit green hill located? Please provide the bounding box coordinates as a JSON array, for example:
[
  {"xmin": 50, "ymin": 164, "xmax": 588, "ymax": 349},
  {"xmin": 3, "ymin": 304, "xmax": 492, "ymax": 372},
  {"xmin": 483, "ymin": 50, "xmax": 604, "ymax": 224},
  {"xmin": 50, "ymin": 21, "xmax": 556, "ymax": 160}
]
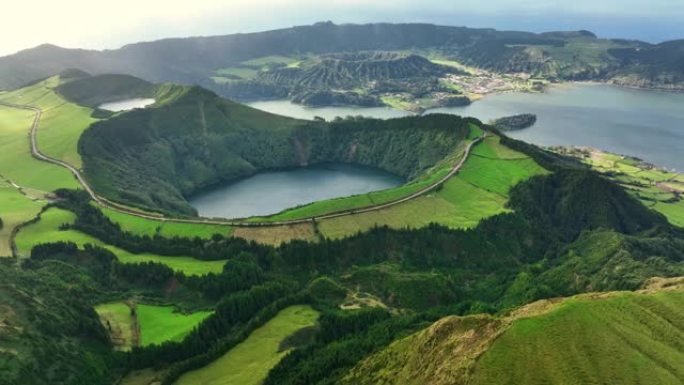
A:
[{"xmin": 342, "ymin": 278, "xmax": 684, "ymax": 385}]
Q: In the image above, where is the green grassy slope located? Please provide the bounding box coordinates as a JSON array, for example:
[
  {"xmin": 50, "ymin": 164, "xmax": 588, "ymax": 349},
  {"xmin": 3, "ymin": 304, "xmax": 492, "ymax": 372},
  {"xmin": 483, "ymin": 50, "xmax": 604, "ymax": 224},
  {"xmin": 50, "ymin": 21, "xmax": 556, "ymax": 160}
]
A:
[
  {"xmin": 0, "ymin": 77, "xmax": 236, "ymax": 251},
  {"xmin": 318, "ymin": 135, "xmax": 548, "ymax": 239},
  {"xmin": 342, "ymin": 281, "xmax": 684, "ymax": 385},
  {"xmin": 99, "ymin": 206, "xmax": 233, "ymax": 238},
  {"xmin": 473, "ymin": 289, "xmax": 684, "ymax": 385},
  {"xmin": 175, "ymin": 305, "xmax": 319, "ymax": 385},
  {"xmin": 0, "ymin": 103, "xmax": 78, "ymax": 191},
  {"xmin": 15, "ymin": 208, "xmax": 226, "ymax": 275},
  {"xmin": 0, "ymin": 76, "xmax": 97, "ymax": 168},
  {"xmin": 0, "ymin": 100, "xmax": 80, "ymax": 255},
  {"xmin": 138, "ymin": 305, "xmax": 212, "ymax": 346},
  {"xmin": 654, "ymin": 200, "xmax": 684, "ymax": 227},
  {"xmin": 0, "ymin": 183, "xmax": 43, "ymax": 256}
]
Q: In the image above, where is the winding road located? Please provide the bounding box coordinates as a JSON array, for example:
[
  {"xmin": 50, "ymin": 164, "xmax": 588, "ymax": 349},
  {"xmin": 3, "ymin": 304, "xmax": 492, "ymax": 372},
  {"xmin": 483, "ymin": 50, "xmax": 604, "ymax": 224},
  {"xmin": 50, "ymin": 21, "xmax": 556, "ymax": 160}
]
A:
[{"xmin": 1, "ymin": 100, "xmax": 484, "ymax": 227}]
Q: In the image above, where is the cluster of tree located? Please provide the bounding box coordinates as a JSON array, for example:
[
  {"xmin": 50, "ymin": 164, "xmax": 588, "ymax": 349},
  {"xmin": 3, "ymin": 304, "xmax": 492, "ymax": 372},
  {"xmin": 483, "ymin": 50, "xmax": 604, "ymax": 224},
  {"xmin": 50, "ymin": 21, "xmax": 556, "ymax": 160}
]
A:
[
  {"xmin": 490, "ymin": 113, "xmax": 537, "ymax": 131},
  {"xmin": 55, "ymin": 73, "xmax": 154, "ymax": 107},
  {"xmin": 182, "ymin": 257, "xmax": 265, "ymax": 300}
]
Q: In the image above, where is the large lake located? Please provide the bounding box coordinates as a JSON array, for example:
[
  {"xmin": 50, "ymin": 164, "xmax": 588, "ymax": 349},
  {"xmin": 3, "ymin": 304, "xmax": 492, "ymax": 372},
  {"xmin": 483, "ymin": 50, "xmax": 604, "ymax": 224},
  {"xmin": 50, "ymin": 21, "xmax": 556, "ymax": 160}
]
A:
[
  {"xmin": 189, "ymin": 163, "xmax": 403, "ymax": 218},
  {"xmin": 249, "ymin": 84, "xmax": 684, "ymax": 171}
]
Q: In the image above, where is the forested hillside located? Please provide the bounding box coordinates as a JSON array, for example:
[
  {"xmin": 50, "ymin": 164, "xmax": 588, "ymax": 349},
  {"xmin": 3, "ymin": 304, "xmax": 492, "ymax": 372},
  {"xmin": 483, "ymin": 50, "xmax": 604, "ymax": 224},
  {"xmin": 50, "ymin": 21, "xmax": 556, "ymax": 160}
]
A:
[{"xmin": 0, "ymin": 257, "xmax": 116, "ymax": 384}]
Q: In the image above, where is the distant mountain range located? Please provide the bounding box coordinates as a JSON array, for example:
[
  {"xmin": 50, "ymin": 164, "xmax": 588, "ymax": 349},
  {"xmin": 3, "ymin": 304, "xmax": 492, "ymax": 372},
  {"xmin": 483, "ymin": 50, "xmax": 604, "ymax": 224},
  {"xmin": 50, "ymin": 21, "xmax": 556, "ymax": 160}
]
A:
[{"xmin": 2, "ymin": 22, "xmax": 683, "ymax": 101}]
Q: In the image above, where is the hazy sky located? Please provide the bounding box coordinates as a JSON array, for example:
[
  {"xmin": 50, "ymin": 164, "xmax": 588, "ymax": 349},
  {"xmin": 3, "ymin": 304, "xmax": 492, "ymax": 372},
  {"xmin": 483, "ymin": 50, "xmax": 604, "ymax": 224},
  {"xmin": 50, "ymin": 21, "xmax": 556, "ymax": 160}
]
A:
[{"xmin": 3, "ymin": 0, "xmax": 683, "ymax": 56}]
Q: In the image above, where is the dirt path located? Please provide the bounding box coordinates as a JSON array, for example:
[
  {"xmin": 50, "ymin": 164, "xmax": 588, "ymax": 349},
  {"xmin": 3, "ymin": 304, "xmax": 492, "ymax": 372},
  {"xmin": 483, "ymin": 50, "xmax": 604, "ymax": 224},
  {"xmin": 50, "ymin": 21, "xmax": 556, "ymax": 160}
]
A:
[{"xmin": 0, "ymin": 101, "xmax": 484, "ymax": 228}]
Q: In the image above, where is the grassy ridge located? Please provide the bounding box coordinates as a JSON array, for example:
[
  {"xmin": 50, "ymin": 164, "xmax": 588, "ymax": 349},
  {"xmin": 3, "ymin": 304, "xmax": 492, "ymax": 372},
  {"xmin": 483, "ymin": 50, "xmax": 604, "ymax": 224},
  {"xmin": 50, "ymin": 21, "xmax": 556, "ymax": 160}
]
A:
[
  {"xmin": 16, "ymin": 208, "xmax": 226, "ymax": 275},
  {"xmin": 317, "ymin": 178, "xmax": 508, "ymax": 239},
  {"xmin": 318, "ymin": 134, "xmax": 547, "ymax": 239},
  {"xmin": 473, "ymin": 290, "xmax": 684, "ymax": 384},
  {"xmin": 175, "ymin": 305, "xmax": 319, "ymax": 385},
  {"xmin": 342, "ymin": 284, "xmax": 684, "ymax": 385},
  {"xmin": 459, "ymin": 138, "xmax": 548, "ymax": 196}
]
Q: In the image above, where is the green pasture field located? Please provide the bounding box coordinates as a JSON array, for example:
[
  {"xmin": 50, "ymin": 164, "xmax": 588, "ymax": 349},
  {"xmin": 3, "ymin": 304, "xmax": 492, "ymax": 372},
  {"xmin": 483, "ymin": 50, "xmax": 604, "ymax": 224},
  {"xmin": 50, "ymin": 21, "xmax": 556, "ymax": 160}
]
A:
[
  {"xmin": 0, "ymin": 102, "xmax": 80, "ymax": 255},
  {"xmin": 0, "ymin": 76, "xmax": 96, "ymax": 168},
  {"xmin": 380, "ymin": 96, "xmax": 415, "ymax": 111},
  {"xmin": 96, "ymin": 302, "xmax": 212, "ymax": 350},
  {"xmin": 137, "ymin": 304, "xmax": 212, "ymax": 346},
  {"xmin": 0, "ymin": 184, "xmax": 44, "ymax": 256},
  {"xmin": 175, "ymin": 305, "xmax": 319, "ymax": 385},
  {"xmin": 317, "ymin": 177, "xmax": 508, "ymax": 239},
  {"xmin": 0, "ymin": 104, "xmax": 78, "ymax": 192},
  {"xmin": 459, "ymin": 156, "xmax": 548, "ymax": 196},
  {"xmin": 580, "ymin": 149, "xmax": 684, "ymax": 228},
  {"xmin": 653, "ymin": 201, "xmax": 684, "ymax": 227},
  {"xmin": 15, "ymin": 208, "xmax": 227, "ymax": 275},
  {"xmin": 99, "ymin": 206, "xmax": 232, "ymax": 238}
]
